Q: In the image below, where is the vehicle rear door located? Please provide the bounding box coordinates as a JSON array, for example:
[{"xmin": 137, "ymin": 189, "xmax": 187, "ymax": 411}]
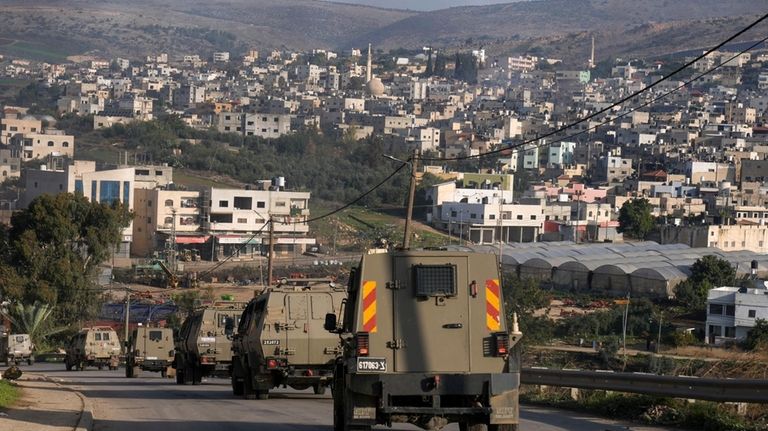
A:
[
  {"xmin": 307, "ymin": 292, "xmax": 338, "ymax": 364},
  {"xmin": 393, "ymin": 255, "xmax": 470, "ymax": 373},
  {"xmin": 283, "ymin": 293, "xmax": 309, "ymax": 364}
]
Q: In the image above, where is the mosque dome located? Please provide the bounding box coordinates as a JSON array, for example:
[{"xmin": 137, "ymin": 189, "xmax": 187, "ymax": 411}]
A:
[{"xmin": 366, "ymin": 77, "xmax": 385, "ymax": 97}]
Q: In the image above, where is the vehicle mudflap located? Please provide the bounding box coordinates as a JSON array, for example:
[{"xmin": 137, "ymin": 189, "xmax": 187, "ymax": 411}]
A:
[{"xmin": 489, "ymin": 389, "xmax": 519, "ymax": 425}]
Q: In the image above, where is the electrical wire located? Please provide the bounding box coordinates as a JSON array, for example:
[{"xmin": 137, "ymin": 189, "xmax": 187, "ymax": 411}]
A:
[
  {"xmin": 197, "ymin": 162, "xmax": 409, "ymax": 278},
  {"xmin": 421, "ymin": 11, "xmax": 768, "ymax": 162},
  {"xmin": 442, "ymin": 34, "xmax": 768, "ymax": 168}
]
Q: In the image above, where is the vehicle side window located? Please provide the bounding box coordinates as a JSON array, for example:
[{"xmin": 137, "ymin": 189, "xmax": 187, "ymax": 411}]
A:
[
  {"xmin": 149, "ymin": 331, "xmax": 162, "ymax": 342},
  {"xmin": 413, "ymin": 264, "xmax": 457, "ymax": 297},
  {"xmin": 15, "ymin": 336, "xmax": 24, "ymax": 343},
  {"xmin": 94, "ymin": 333, "xmax": 102, "ymax": 341},
  {"xmin": 102, "ymin": 332, "xmax": 110, "ymax": 341}
]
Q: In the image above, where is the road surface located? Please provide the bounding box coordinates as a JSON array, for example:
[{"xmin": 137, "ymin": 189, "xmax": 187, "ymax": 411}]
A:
[{"xmin": 25, "ymin": 363, "xmax": 669, "ymax": 431}]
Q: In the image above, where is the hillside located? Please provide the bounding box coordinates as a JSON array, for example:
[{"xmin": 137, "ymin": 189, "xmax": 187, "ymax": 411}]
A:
[{"xmin": 0, "ymin": 0, "xmax": 762, "ymax": 63}]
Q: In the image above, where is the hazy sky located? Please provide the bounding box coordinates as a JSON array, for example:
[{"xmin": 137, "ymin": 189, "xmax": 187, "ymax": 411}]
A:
[{"xmin": 333, "ymin": 0, "xmax": 520, "ymax": 11}]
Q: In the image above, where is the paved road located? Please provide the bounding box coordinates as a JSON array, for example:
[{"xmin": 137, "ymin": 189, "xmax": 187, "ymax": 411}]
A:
[{"xmin": 25, "ymin": 363, "xmax": 669, "ymax": 431}]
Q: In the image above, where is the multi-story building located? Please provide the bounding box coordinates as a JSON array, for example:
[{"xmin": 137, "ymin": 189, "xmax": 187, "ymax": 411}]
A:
[
  {"xmin": 0, "ymin": 149, "xmax": 21, "ymax": 180},
  {"xmin": 243, "ymin": 113, "xmax": 292, "ymax": 138},
  {"xmin": 706, "ymin": 284, "xmax": 768, "ymax": 345},
  {"xmin": 11, "ymin": 130, "xmax": 74, "ymax": 160},
  {"xmin": 0, "ymin": 115, "xmax": 42, "ymax": 144}
]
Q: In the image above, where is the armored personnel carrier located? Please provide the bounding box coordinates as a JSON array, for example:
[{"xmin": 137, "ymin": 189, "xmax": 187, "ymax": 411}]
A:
[
  {"xmin": 5, "ymin": 334, "xmax": 34, "ymax": 366},
  {"xmin": 230, "ymin": 278, "xmax": 346, "ymax": 399},
  {"xmin": 65, "ymin": 327, "xmax": 121, "ymax": 371},
  {"xmin": 125, "ymin": 326, "xmax": 175, "ymax": 378},
  {"xmin": 174, "ymin": 302, "xmax": 246, "ymax": 385},
  {"xmin": 325, "ymin": 249, "xmax": 522, "ymax": 431}
]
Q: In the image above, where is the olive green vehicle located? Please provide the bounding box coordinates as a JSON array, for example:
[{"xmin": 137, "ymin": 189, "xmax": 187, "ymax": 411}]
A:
[
  {"xmin": 230, "ymin": 278, "xmax": 346, "ymax": 399},
  {"xmin": 174, "ymin": 303, "xmax": 245, "ymax": 385},
  {"xmin": 125, "ymin": 327, "xmax": 175, "ymax": 378},
  {"xmin": 65, "ymin": 327, "xmax": 121, "ymax": 371},
  {"xmin": 325, "ymin": 249, "xmax": 523, "ymax": 431}
]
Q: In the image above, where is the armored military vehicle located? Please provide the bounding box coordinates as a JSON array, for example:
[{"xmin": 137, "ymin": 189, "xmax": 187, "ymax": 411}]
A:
[
  {"xmin": 325, "ymin": 249, "xmax": 523, "ymax": 431},
  {"xmin": 65, "ymin": 326, "xmax": 121, "ymax": 371},
  {"xmin": 174, "ymin": 302, "xmax": 246, "ymax": 385},
  {"xmin": 125, "ymin": 326, "xmax": 175, "ymax": 378},
  {"xmin": 230, "ymin": 278, "xmax": 346, "ymax": 399},
  {"xmin": 6, "ymin": 334, "xmax": 34, "ymax": 366}
]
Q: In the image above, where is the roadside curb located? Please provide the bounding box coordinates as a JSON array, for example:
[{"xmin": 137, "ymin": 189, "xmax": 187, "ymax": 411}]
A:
[{"xmin": 34, "ymin": 374, "xmax": 94, "ymax": 431}]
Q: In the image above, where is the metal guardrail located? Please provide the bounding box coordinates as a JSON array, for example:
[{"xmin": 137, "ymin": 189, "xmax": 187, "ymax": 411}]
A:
[{"xmin": 521, "ymin": 368, "xmax": 768, "ymax": 403}]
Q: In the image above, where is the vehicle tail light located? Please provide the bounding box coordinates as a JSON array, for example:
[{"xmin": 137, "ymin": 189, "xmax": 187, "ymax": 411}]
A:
[
  {"xmin": 305, "ymin": 369, "xmax": 314, "ymax": 376},
  {"xmin": 266, "ymin": 358, "xmax": 278, "ymax": 369},
  {"xmin": 493, "ymin": 332, "xmax": 509, "ymax": 356},
  {"xmin": 356, "ymin": 332, "xmax": 370, "ymax": 357}
]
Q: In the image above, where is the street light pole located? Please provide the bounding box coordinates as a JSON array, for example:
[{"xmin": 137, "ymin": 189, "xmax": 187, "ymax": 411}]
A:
[
  {"xmin": 403, "ymin": 148, "xmax": 420, "ymax": 249},
  {"xmin": 124, "ymin": 289, "xmax": 130, "ymax": 355}
]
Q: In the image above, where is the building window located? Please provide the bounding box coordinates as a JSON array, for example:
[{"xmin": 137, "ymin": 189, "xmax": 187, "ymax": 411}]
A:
[
  {"xmin": 147, "ymin": 217, "xmax": 152, "ymax": 224},
  {"xmin": 75, "ymin": 180, "xmax": 83, "ymax": 195},
  {"xmin": 91, "ymin": 182, "xmax": 97, "ymax": 201},
  {"xmin": 148, "ymin": 200, "xmax": 152, "ymax": 207},
  {"xmin": 724, "ymin": 327, "xmax": 736, "ymax": 338},
  {"xmin": 725, "ymin": 305, "xmax": 735, "ymax": 316},
  {"xmin": 450, "ymin": 210, "xmax": 457, "ymax": 217},
  {"xmin": 63, "ymin": 141, "xmax": 69, "ymax": 147},
  {"xmin": 709, "ymin": 325, "xmax": 722, "ymax": 337},
  {"xmin": 257, "ymin": 201, "xmax": 265, "ymax": 208},
  {"xmin": 237, "ymin": 218, "xmax": 248, "ymax": 223},
  {"xmin": 470, "ymin": 213, "xmax": 476, "ymax": 219},
  {"xmin": 530, "ymin": 215, "xmax": 536, "ymax": 220},
  {"xmin": 100, "ymin": 181, "xmax": 121, "ymax": 205},
  {"xmin": 164, "ymin": 217, "xmax": 173, "ymax": 225},
  {"xmin": 516, "ymin": 215, "xmax": 523, "ymax": 220},
  {"xmin": 489, "ymin": 214, "xmax": 495, "ymax": 220},
  {"xmin": 219, "ymin": 200, "xmax": 229, "ymax": 207},
  {"xmin": 275, "ymin": 201, "xmax": 286, "ymax": 207},
  {"xmin": 234, "ymin": 196, "xmax": 253, "ymax": 210},
  {"xmin": 47, "ymin": 141, "xmax": 54, "ymax": 147},
  {"xmin": 749, "ymin": 310, "xmax": 757, "ymax": 318},
  {"xmin": 165, "ymin": 199, "xmax": 174, "ymax": 207},
  {"xmin": 123, "ymin": 181, "xmax": 130, "ymax": 206},
  {"xmin": 709, "ymin": 304, "xmax": 723, "ymax": 315}
]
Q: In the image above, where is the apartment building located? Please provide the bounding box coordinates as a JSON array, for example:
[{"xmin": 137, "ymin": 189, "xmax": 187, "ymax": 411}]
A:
[
  {"xmin": 11, "ymin": 130, "xmax": 74, "ymax": 160},
  {"xmin": 706, "ymin": 285, "xmax": 768, "ymax": 345},
  {"xmin": 0, "ymin": 115, "xmax": 42, "ymax": 144}
]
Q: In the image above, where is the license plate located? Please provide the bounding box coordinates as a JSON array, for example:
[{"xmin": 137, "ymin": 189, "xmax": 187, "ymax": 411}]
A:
[
  {"xmin": 146, "ymin": 356, "xmax": 158, "ymax": 360},
  {"xmin": 356, "ymin": 357, "xmax": 386, "ymax": 373}
]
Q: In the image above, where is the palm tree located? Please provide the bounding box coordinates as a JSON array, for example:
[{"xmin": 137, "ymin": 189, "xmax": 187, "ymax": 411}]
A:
[{"xmin": 0, "ymin": 301, "xmax": 67, "ymax": 347}]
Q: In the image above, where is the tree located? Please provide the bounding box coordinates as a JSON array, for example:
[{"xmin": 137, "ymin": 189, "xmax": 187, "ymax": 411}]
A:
[
  {"xmin": 1, "ymin": 193, "xmax": 132, "ymax": 327},
  {"xmin": 744, "ymin": 319, "xmax": 768, "ymax": 351},
  {"xmin": 675, "ymin": 255, "xmax": 736, "ymax": 311},
  {"xmin": 0, "ymin": 302, "xmax": 67, "ymax": 348},
  {"xmin": 618, "ymin": 198, "xmax": 655, "ymax": 240},
  {"xmin": 502, "ymin": 275, "xmax": 552, "ymax": 344}
]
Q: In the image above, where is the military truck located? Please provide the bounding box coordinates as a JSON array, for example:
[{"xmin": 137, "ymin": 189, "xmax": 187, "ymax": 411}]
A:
[
  {"xmin": 174, "ymin": 302, "xmax": 246, "ymax": 385},
  {"xmin": 125, "ymin": 326, "xmax": 175, "ymax": 378},
  {"xmin": 230, "ymin": 278, "xmax": 346, "ymax": 399},
  {"xmin": 325, "ymin": 249, "xmax": 523, "ymax": 431},
  {"xmin": 6, "ymin": 334, "xmax": 34, "ymax": 366},
  {"xmin": 65, "ymin": 326, "xmax": 121, "ymax": 371}
]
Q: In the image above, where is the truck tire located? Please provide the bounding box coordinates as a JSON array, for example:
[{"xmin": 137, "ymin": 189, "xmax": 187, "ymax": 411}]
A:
[
  {"xmin": 126, "ymin": 364, "xmax": 133, "ymax": 378},
  {"xmin": 132, "ymin": 366, "xmax": 140, "ymax": 378},
  {"xmin": 65, "ymin": 361, "xmax": 72, "ymax": 371},
  {"xmin": 175, "ymin": 367, "xmax": 184, "ymax": 384},
  {"xmin": 78, "ymin": 362, "xmax": 85, "ymax": 371},
  {"xmin": 191, "ymin": 364, "xmax": 202, "ymax": 385},
  {"xmin": 161, "ymin": 369, "xmax": 167, "ymax": 378},
  {"xmin": 27, "ymin": 358, "xmax": 34, "ymax": 366},
  {"xmin": 231, "ymin": 373, "xmax": 244, "ymax": 396},
  {"xmin": 243, "ymin": 369, "xmax": 256, "ymax": 400}
]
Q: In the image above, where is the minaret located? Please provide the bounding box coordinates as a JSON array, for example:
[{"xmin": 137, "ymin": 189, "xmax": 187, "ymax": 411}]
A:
[
  {"xmin": 589, "ymin": 35, "xmax": 595, "ymax": 69},
  {"xmin": 366, "ymin": 43, "xmax": 372, "ymax": 82}
]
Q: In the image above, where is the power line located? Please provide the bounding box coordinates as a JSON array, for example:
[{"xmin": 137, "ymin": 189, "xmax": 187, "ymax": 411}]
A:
[
  {"xmin": 197, "ymin": 162, "xmax": 409, "ymax": 278},
  {"xmin": 421, "ymin": 12, "xmax": 768, "ymax": 163},
  {"xmin": 448, "ymin": 34, "xmax": 768, "ymax": 169}
]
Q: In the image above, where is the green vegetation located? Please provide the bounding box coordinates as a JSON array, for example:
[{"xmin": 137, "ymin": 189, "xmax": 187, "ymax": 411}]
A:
[
  {"xmin": 0, "ymin": 302, "xmax": 67, "ymax": 352},
  {"xmin": 745, "ymin": 319, "xmax": 768, "ymax": 351},
  {"xmin": 675, "ymin": 255, "xmax": 736, "ymax": 312},
  {"xmin": 0, "ymin": 40, "xmax": 71, "ymax": 63},
  {"xmin": 503, "ymin": 275, "xmax": 552, "ymax": 344},
  {"xmin": 98, "ymin": 116, "xmax": 414, "ymax": 208},
  {"xmin": 617, "ymin": 198, "xmax": 655, "ymax": 240},
  {"xmin": 0, "ymin": 194, "xmax": 132, "ymax": 332},
  {"xmin": 522, "ymin": 390, "xmax": 766, "ymax": 431},
  {"xmin": 0, "ymin": 380, "xmax": 20, "ymax": 408}
]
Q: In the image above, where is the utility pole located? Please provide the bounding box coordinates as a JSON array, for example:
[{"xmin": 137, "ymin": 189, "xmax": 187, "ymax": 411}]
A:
[
  {"xmin": 267, "ymin": 217, "xmax": 275, "ymax": 286},
  {"xmin": 124, "ymin": 289, "xmax": 131, "ymax": 355},
  {"xmin": 657, "ymin": 312, "xmax": 663, "ymax": 354},
  {"xmin": 403, "ymin": 148, "xmax": 420, "ymax": 249},
  {"xmin": 622, "ymin": 293, "xmax": 630, "ymax": 370}
]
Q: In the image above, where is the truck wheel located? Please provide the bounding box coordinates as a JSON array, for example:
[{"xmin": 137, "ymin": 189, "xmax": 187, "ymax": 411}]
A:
[
  {"xmin": 175, "ymin": 367, "xmax": 184, "ymax": 384},
  {"xmin": 27, "ymin": 358, "xmax": 34, "ymax": 366},
  {"xmin": 98, "ymin": 364, "xmax": 104, "ymax": 371},
  {"xmin": 191, "ymin": 364, "xmax": 202, "ymax": 385},
  {"xmin": 231, "ymin": 374, "xmax": 244, "ymax": 396},
  {"xmin": 78, "ymin": 362, "xmax": 85, "ymax": 371},
  {"xmin": 255, "ymin": 390, "xmax": 269, "ymax": 400},
  {"xmin": 125, "ymin": 365, "xmax": 133, "ymax": 378},
  {"xmin": 132, "ymin": 366, "xmax": 140, "ymax": 378},
  {"xmin": 313, "ymin": 383, "xmax": 326, "ymax": 395},
  {"xmin": 243, "ymin": 370, "xmax": 256, "ymax": 399},
  {"xmin": 161, "ymin": 369, "xmax": 167, "ymax": 378}
]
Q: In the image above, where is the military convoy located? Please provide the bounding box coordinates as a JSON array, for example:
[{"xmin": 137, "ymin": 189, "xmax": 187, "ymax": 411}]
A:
[
  {"xmin": 125, "ymin": 326, "xmax": 175, "ymax": 378},
  {"xmin": 4, "ymin": 334, "xmax": 34, "ymax": 366},
  {"xmin": 65, "ymin": 326, "xmax": 121, "ymax": 371},
  {"xmin": 230, "ymin": 278, "xmax": 346, "ymax": 399},
  {"xmin": 324, "ymin": 249, "xmax": 522, "ymax": 431},
  {"xmin": 174, "ymin": 302, "xmax": 246, "ymax": 385}
]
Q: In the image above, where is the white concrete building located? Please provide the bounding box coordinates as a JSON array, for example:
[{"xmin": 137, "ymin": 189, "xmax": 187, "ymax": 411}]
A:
[{"xmin": 706, "ymin": 285, "xmax": 768, "ymax": 345}]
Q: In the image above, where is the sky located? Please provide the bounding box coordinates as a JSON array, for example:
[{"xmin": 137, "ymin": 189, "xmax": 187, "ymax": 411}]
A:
[{"xmin": 332, "ymin": 0, "xmax": 521, "ymax": 11}]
